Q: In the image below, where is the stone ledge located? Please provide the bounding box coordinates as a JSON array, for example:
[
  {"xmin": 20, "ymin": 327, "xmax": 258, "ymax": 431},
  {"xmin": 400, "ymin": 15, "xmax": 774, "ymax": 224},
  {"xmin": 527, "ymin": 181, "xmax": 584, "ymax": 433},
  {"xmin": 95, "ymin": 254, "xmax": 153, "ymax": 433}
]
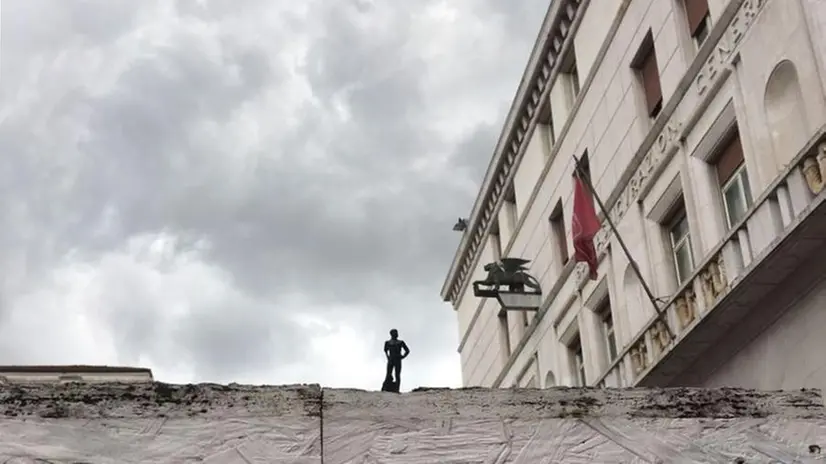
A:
[
  {"xmin": 330, "ymin": 386, "xmax": 826, "ymax": 419},
  {"xmin": 0, "ymin": 381, "xmax": 322, "ymax": 419},
  {"xmin": 2, "ymin": 383, "xmax": 826, "ymax": 462},
  {"xmin": 1, "ymin": 382, "xmax": 822, "ymax": 420}
]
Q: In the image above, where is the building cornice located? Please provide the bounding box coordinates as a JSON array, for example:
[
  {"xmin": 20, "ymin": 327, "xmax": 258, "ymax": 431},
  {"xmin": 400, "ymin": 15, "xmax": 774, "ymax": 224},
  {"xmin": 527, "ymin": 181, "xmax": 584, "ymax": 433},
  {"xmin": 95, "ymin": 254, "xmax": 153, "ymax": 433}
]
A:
[{"xmin": 440, "ymin": 0, "xmax": 585, "ymax": 305}]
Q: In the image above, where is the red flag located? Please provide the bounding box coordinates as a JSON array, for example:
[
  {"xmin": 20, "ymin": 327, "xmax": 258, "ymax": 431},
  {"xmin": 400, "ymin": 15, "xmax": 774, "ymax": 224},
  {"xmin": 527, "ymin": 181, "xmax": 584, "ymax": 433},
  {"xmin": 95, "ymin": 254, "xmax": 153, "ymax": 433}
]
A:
[{"xmin": 571, "ymin": 172, "xmax": 601, "ymax": 280}]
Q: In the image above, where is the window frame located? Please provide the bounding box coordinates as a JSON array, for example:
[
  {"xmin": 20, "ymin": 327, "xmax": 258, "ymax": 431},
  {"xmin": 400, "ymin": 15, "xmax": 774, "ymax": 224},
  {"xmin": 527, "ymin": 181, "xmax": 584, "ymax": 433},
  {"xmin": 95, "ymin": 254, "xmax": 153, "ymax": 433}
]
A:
[
  {"xmin": 560, "ymin": 48, "xmax": 580, "ymax": 104},
  {"xmin": 712, "ymin": 127, "xmax": 752, "ymax": 230},
  {"xmin": 683, "ymin": 0, "xmax": 712, "ymax": 47},
  {"xmin": 668, "ymin": 209, "xmax": 694, "ymax": 285},
  {"xmin": 721, "ymin": 163, "xmax": 753, "ymax": 228},
  {"xmin": 692, "ymin": 12, "xmax": 711, "ymax": 47},
  {"xmin": 549, "ymin": 201, "xmax": 569, "ymax": 265},
  {"xmin": 631, "ymin": 30, "xmax": 662, "ymax": 118},
  {"xmin": 538, "ymin": 102, "xmax": 556, "ymax": 151},
  {"xmin": 599, "ymin": 304, "xmax": 618, "ymax": 362},
  {"xmin": 503, "ymin": 186, "xmax": 518, "ymax": 228},
  {"xmin": 569, "ymin": 336, "xmax": 586, "ymax": 387},
  {"xmin": 490, "ymin": 222, "xmax": 502, "ymax": 260}
]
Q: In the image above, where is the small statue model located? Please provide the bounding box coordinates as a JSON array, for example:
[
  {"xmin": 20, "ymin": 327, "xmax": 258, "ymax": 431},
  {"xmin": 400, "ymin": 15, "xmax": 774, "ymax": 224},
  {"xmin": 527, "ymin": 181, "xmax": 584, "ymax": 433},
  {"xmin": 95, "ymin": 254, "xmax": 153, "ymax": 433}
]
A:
[{"xmin": 382, "ymin": 329, "xmax": 409, "ymax": 393}]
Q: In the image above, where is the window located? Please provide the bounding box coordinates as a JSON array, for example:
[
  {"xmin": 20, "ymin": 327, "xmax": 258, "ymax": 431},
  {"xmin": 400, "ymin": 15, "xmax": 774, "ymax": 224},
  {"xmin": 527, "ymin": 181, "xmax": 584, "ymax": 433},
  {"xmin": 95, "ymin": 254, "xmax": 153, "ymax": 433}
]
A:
[
  {"xmin": 490, "ymin": 223, "xmax": 502, "ymax": 260},
  {"xmin": 668, "ymin": 205, "xmax": 694, "ymax": 285},
  {"xmin": 722, "ymin": 168, "xmax": 752, "ymax": 228},
  {"xmin": 684, "ymin": 0, "xmax": 712, "ymax": 47},
  {"xmin": 569, "ymin": 336, "xmax": 586, "ymax": 386},
  {"xmin": 597, "ymin": 301, "xmax": 618, "ymax": 362},
  {"xmin": 632, "ymin": 31, "xmax": 663, "ymax": 118},
  {"xmin": 538, "ymin": 102, "xmax": 556, "ymax": 151},
  {"xmin": 498, "ymin": 312, "xmax": 511, "ymax": 359},
  {"xmin": 560, "ymin": 49, "xmax": 580, "ymax": 104},
  {"xmin": 715, "ymin": 130, "xmax": 753, "ymax": 228},
  {"xmin": 549, "ymin": 201, "xmax": 569, "ymax": 265},
  {"xmin": 504, "ymin": 186, "xmax": 518, "ymax": 227}
]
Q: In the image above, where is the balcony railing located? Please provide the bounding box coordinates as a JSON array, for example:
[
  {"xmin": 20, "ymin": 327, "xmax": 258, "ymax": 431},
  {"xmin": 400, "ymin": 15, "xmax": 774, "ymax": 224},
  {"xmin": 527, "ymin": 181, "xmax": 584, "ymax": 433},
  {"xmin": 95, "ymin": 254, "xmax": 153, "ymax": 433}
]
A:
[{"xmin": 594, "ymin": 129, "xmax": 826, "ymax": 388}]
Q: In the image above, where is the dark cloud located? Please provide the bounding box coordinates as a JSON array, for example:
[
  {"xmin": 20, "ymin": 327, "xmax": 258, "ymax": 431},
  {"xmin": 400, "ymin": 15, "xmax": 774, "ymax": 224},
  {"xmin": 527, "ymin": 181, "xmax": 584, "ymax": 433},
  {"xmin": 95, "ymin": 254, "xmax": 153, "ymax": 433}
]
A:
[{"xmin": 0, "ymin": 0, "xmax": 548, "ymax": 387}]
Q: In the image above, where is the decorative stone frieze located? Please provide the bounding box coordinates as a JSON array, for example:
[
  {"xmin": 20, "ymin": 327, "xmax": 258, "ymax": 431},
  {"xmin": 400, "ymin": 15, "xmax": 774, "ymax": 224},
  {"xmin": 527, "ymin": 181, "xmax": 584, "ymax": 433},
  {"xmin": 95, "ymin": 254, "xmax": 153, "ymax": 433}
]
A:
[
  {"xmin": 803, "ymin": 143, "xmax": 826, "ymax": 195},
  {"xmin": 698, "ymin": 253, "xmax": 728, "ymax": 309},
  {"xmin": 675, "ymin": 288, "xmax": 698, "ymax": 329},
  {"xmin": 629, "ymin": 339, "xmax": 649, "ymax": 375},
  {"xmin": 650, "ymin": 319, "xmax": 671, "ymax": 355}
]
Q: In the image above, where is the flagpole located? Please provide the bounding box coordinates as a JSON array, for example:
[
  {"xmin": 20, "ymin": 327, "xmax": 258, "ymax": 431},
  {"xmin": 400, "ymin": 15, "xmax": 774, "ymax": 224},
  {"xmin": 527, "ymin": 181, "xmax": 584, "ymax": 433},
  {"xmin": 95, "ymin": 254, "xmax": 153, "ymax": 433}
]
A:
[{"xmin": 572, "ymin": 155, "xmax": 674, "ymax": 340}]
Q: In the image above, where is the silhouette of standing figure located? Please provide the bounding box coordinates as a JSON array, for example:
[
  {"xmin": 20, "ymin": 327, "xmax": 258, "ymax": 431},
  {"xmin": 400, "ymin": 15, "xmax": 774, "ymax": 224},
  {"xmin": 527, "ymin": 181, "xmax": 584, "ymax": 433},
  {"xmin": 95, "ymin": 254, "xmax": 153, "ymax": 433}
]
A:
[{"xmin": 384, "ymin": 329, "xmax": 409, "ymax": 388}]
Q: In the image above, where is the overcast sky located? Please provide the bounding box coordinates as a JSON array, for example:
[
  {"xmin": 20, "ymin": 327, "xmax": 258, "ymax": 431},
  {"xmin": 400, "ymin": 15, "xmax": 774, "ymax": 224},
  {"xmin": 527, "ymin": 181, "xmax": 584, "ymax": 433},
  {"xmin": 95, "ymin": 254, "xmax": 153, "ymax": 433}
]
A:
[{"xmin": 0, "ymin": 0, "xmax": 547, "ymax": 389}]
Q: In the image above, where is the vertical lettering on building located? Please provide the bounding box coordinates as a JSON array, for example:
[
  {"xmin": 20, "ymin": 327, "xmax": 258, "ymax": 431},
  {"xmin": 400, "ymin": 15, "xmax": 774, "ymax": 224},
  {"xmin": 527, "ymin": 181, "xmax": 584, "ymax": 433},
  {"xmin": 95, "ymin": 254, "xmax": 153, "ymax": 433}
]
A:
[
  {"xmin": 697, "ymin": 0, "xmax": 767, "ymax": 95},
  {"xmin": 594, "ymin": 121, "xmax": 682, "ymax": 256}
]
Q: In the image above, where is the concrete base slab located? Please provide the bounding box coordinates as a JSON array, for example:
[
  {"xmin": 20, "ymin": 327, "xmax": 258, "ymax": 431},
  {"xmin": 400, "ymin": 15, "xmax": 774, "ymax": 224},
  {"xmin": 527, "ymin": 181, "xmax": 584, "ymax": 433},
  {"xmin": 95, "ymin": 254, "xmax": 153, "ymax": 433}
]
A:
[
  {"xmin": 1, "ymin": 383, "xmax": 825, "ymax": 463},
  {"xmin": 322, "ymin": 387, "xmax": 826, "ymax": 463},
  {"xmin": 0, "ymin": 382, "xmax": 321, "ymax": 463}
]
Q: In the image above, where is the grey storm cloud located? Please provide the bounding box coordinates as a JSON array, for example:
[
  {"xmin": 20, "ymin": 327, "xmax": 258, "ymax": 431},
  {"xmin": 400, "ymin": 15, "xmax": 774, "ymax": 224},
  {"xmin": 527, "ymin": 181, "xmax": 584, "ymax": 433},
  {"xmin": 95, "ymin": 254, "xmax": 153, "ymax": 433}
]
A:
[{"xmin": 0, "ymin": 0, "xmax": 548, "ymax": 386}]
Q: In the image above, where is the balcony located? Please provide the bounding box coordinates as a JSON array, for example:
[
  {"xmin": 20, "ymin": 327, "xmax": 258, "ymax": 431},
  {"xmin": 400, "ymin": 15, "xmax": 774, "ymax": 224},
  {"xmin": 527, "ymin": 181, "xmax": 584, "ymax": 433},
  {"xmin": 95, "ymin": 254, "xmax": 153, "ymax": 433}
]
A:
[{"xmin": 595, "ymin": 129, "xmax": 826, "ymax": 388}]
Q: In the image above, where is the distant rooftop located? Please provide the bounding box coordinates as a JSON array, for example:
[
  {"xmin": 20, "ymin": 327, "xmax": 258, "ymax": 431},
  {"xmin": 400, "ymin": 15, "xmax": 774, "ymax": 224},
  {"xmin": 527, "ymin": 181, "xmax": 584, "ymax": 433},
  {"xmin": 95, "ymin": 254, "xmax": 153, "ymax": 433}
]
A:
[{"xmin": 0, "ymin": 365, "xmax": 153, "ymax": 379}]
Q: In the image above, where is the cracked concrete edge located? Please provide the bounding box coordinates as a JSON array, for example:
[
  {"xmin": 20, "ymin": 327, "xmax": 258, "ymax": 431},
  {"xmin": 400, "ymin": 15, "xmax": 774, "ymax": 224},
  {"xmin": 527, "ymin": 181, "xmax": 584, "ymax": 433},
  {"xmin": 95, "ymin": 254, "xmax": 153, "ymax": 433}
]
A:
[{"xmin": 0, "ymin": 382, "xmax": 823, "ymax": 420}]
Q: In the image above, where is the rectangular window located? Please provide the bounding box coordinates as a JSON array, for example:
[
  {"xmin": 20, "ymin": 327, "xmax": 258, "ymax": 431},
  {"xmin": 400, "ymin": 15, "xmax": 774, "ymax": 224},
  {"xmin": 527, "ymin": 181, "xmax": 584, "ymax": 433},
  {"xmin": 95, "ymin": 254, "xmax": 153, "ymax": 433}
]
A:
[
  {"xmin": 632, "ymin": 31, "xmax": 663, "ymax": 118},
  {"xmin": 668, "ymin": 206, "xmax": 694, "ymax": 285},
  {"xmin": 561, "ymin": 49, "xmax": 580, "ymax": 104},
  {"xmin": 490, "ymin": 223, "xmax": 502, "ymax": 261},
  {"xmin": 598, "ymin": 302, "xmax": 618, "ymax": 362},
  {"xmin": 715, "ymin": 130, "xmax": 753, "ymax": 228},
  {"xmin": 549, "ymin": 201, "xmax": 569, "ymax": 265},
  {"xmin": 504, "ymin": 186, "xmax": 518, "ymax": 228},
  {"xmin": 722, "ymin": 168, "xmax": 753, "ymax": 228},
  {"xmin": 538, "ymin": 102, "xmax": 556, "ymax": 151},
  {"xmin": 684, "ymin": 0, "xmax": 712, "ymax": 47},
  {"xmin": 498, "ymin": 312, "xmax": 511, "ymax": 359},
  {"xmin": 569, "ymin": 336, "xmax": 586, "ymax": 387}
]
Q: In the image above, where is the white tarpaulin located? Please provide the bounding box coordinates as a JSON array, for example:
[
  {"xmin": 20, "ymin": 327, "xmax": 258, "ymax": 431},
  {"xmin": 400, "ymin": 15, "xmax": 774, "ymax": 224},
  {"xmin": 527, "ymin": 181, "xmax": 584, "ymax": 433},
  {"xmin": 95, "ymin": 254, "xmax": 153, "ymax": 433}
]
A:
[{"xmin": 1, "ymin": 382, "xmax": 825, "ymax": 462}]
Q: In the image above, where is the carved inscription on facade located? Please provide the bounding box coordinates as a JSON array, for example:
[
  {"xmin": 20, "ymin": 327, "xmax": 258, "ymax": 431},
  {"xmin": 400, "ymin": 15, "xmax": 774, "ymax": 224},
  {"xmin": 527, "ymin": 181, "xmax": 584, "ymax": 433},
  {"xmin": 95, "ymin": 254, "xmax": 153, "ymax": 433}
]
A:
[
  {"xmin": 696, "ymin": 0, "xmax": 767, "ymax": 95},
  {"xmin": 594, "ymin": 122, "xmax": 683, "ymax": 254}
]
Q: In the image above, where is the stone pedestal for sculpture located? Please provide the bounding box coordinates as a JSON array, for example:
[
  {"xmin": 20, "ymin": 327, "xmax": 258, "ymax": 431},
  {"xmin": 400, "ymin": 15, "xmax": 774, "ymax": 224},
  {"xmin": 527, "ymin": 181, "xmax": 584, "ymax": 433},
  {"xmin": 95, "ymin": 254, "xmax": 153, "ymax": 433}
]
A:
[{"xmin": 1, "ymin": 383, "xmax": 825, "ymax": 462}]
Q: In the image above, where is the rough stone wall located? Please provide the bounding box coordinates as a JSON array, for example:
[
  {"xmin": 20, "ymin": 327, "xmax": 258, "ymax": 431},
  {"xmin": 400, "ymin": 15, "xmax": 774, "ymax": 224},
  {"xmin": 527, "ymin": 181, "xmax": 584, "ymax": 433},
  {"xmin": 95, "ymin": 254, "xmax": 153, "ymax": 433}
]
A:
[{"xmin": 1, "ymin": 383, "xmax": 826, "ymax": 462}]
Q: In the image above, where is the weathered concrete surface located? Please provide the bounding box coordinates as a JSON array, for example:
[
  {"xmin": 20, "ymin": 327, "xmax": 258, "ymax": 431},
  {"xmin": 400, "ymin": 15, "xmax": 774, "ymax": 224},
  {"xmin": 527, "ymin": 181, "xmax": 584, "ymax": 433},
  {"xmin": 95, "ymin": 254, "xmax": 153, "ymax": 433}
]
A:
[
  {"xmin": 324, "ymin": 387, "xmax": 826, "ymax": 463},
  {"xmin": 0, "ymin": 382, "xmax": 321, "ymax": 463},
  {"xmin": 1, "ymin": 384, "xmax": 826, "ymax": 463}
]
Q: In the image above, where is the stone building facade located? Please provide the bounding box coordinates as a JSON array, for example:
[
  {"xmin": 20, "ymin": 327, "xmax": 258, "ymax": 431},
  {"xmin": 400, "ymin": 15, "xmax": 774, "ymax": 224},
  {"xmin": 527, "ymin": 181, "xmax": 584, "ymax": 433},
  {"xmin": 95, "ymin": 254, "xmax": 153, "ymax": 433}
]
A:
[{"xmin": 441, "ymin": 0, "xmax": 826, "ymax": 390}]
